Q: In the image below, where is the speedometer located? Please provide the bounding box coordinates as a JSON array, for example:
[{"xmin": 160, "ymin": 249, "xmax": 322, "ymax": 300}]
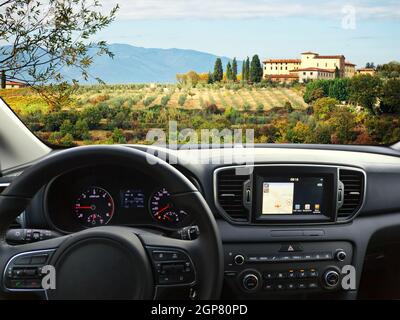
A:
[
  {"xmin": 74, "ymin": 187, "xmax": 114, "ymax": 227},
  {"xmin": 149, "ymin": 188, "xmax": 187, "ymax": 226}
]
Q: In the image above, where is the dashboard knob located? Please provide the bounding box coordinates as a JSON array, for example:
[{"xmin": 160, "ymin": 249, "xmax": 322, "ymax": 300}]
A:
[
  {"xmin": 234, "ymin": 254, "xmax": 245, "ymax": 265},
  {"xmin": 324, "ymin": 270, "xmax": 340, "ymax": 288},
  {"xmin": 336, "ymin": 250, "xmax": 347, "ymax": 262},
  {"xmin": 242, "ymin": 273, "xmax": 259, "ymax": 291}
]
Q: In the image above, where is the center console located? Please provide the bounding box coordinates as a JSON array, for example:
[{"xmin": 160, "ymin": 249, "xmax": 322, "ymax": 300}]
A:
[
  {"xmin": 223, "ymin": 241, "xmax": 353, "ymax": 298},
  {"xmin": 214, "ymin": 164, "xmax": 365, "ymax": 299}
]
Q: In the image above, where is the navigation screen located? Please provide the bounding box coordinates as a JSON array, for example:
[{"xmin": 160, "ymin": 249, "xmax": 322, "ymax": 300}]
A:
[{"xmin": 261, "ymin": 177, "xmax": 324, "ymax": 215}]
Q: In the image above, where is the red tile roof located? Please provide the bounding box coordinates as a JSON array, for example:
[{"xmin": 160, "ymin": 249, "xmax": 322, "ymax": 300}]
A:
[
  {"xmin": 345, "ymin": 62, "xmax": 356, "ymax": 66},
  {"xmin": 301, "ymin": 52, "xmax": 319, "ymax": 55},
  {"xmin": 315, "ymin": 55, "xmax": 345, "ymax": 59}
]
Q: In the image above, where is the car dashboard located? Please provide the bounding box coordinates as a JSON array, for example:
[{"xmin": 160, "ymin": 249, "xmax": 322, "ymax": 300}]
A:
[{"xmin": 2, "ymin": 144, "xmax": 400, "ymax": 300}]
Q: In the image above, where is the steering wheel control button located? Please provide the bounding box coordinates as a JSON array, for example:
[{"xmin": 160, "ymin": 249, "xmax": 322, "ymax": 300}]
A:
[
  {"xmin": 234, "ymin": 254, "xmax": 245, "ymax": 265},
  {"xmin": 148, "ymin": 247, "xmax": 196, "ymax": 286},
  {"xmin": 324, "ymin": 270, "xmax": 340, "ymax": 288},
  {"xmin": 4, "ymin": 250, "xmax": 55, "ymax": 291}
]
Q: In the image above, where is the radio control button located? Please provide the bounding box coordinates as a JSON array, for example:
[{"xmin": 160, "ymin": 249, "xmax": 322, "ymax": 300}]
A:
[
  {"xmin": 336, "ymin": 250, "xmax": 347, "ymax": 262},
  {"xmin": 234, "ymin": 255, "xmax": 245, "ymax": 265},
  {"xmin": 242, "ymin": 274, "xmax": 259, "ymax": 291}
]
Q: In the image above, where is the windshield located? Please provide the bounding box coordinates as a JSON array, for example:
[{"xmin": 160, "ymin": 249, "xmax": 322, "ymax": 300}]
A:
[{"xmin": 1, "ymin": 0, "xmax": 399, "ymax": 147}]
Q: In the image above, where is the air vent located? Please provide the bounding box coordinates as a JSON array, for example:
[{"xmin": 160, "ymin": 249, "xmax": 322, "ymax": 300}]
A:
[
  {"xmin": 338, "ymin": 169, "xmax": 365, "ymax": 220},
  {"xmin": 216, "ymin": 169, "xmax": 250, "ymax": 222}
]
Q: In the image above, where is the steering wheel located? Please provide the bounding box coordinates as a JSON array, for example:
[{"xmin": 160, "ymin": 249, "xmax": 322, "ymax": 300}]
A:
[{"xmin": 0, "ymin": 146, "xmax": 224, "ymax": 300}]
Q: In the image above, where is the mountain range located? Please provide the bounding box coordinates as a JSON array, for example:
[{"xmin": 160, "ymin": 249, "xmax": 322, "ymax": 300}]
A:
[
  {"xmin": 68, "ymin": 44, "xmax": 238, "ymax": 84},
  {"xmin": 1, "ymin": 43, "xmax": 239, "ymax": 84}
]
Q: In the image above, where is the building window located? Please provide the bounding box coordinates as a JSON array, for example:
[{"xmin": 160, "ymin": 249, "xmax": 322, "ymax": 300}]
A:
[
  {"xmin": 303, "ymin": 72, "xmax": 306, "ymax": 75},
  {"xmin": 310, "ymin": 72, "xmax": 313, "ymax": 76}
]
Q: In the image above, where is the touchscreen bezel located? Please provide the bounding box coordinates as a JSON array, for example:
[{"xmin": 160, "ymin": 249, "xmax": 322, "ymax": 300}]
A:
[{"xmin": 253, "ymin": 166, "xmax": 338, "ymax": 223}]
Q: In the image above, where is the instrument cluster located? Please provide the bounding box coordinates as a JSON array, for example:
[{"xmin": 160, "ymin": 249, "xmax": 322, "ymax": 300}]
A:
[{"xmin": 45, "ymin": 165, "xmax": 193, "ymax": 233}]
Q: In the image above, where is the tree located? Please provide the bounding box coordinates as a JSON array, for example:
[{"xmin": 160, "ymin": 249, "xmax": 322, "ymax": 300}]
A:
[
  {"xmin": 349, "ymin": 75, "xmax": 383, "ymax": 114},
  {"xmin": 313, "ymin": 97, "xmax": 339, "ymax": 120},
  {"xmin": 226, "ymin": 62, "xmax": 233, "ymax": 81},
  {"xmin": 207, "ymin": 72, "xmax": 214, "ymax": 84},
  {"xmin": 232, "ymin": 58, "xmax": 238, "ymax": 82},
  {"xmin": 241, "ymin": 61, "xmax": 246, "ymax": 82},
  {"xmin": 1, "ymin": 70, "xmax": 5, "ymax": 89},
  {"xmin": 0, "ymin": 0, "xmax": 119, "ymax": 110},
  {"xmin": 213, "ymin": 58, "xmax": 223, "ymax": 82},
  {"xmin": 328, "ymin": 78, "xmax": 350, "ymax": 102},
  {"xmin": 245, "ymin": 57, "xmax": 250, "ymax": 82},
  {"xmin": 366, "ymin": 62, "xmax": 375, "ymax": 69},
  {"xmin": 335, "ymin": 67, "xmax": 340, "ymax": 79},
  {"xmin": 250, "ymin": 55, "xmax": 263, "ymax": 83},
  {"xmin": 380, "ymin": 79, "xmax": 400, "ymax": 114}
]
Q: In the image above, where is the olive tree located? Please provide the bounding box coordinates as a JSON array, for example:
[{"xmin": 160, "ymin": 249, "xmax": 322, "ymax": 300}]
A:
[{"xmin": 0, "ymin": 0, "xmax": 118, "ymax": 109}]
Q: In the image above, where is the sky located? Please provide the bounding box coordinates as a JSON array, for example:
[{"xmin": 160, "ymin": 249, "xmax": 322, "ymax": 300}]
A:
[{"xmin": 93, "ymin": 0, "xmax": 400, "ymax": 67}]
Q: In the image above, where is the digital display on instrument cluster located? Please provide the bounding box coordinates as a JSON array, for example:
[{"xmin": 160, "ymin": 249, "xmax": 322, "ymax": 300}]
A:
[{"xmin": 120, "ymin": 189, "xmax": 145, "ymax": 209}]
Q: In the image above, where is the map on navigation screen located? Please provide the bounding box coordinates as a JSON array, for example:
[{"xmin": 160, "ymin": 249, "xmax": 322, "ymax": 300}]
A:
[{"xmin": 262, "ymin": 182, "xmax": 294, "ymax": 215}]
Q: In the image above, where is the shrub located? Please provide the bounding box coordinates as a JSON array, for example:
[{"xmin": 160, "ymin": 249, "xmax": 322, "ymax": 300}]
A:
[
  {"xmin": 256, "ymin": 103, "xmax": 264, "ymax": 114},
  {"xmin": 178, "ymin": 94, "xmax": 187, "ymax": 106},
  {"xmin": 284, "ymin": 101, "xmax": 294, "ymax": 113},
  {"xmin": 60, "ymin": 120, "xmax": 75, "ymax": 136},
  {"xmin": 143, "ymin": 95, "xmax": 157, "ymax": 107},
  {"xmin": 74, "ymin": 119, "xmax": 91, "ymax": 140},
  {"xmin": 81, "ymin": 106, "xmax": 103, "ymax": 129},
  {"xmin": 313, "ymin": 97, "xmax": 339, "ymax": 120},
  {"xmin": 243, "ymin": 102, "xmax": 251, "ymax": 112},
  {"xmin": 110, "ymin": 128, "xmax": 127, "ymax": 144}
]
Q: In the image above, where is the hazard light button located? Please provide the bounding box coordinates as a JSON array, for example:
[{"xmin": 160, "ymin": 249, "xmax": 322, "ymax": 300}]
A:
[{"xmin": 279, "ymin": 244, "xmax": 302, "ymax": 252}]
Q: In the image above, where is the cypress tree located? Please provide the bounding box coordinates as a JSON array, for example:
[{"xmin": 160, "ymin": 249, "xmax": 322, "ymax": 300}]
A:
[
  {"xmin": 232, "ymin": 58, "xmax": 238, "ymax": 82},
  {"xmin": 245, "ymin": 57, "xmax": 250, "ymax": 82},
  {"xmin": 1, "ymin": 71, "xmax": 6, "ymax": 89},
  {"xmin": 241, "ymin": 61, "xmax": 246, "ymax": 82},
  {"xmin": 226, "ymin": 62, "xmax": 233, "ymax": 81},
  {"xmin": 250, "ymin": 55, "xmax": 263, "ymax": 83},
  {"xmin": 207, "ymin": 71, "xmax": 214, "ymax": 84},
  {"xmin": 213, "ymin": 58, "xmax": 223, "ymax": 82}
]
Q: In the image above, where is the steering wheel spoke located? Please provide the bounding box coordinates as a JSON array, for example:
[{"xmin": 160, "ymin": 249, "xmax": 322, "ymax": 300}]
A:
[{"xmin": 0, "ymin": 235, "xmax": 68, "ymax": 293}]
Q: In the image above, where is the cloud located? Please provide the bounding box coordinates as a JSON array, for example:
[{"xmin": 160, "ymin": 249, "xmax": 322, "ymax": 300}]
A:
[{"xmin": 102, "ymin": 0, "xmax": 400, "ymax": 20}]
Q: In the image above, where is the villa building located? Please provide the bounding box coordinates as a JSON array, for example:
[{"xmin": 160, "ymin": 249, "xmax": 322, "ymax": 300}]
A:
[
  {"xmin": 4, "ymin": 81, "xmax": 27, "ymax": 89},
  {"xmin": 357, "ymin": 68, "xmax": 376, "ymax": 76},
  {"xmin": 263, "ymin": 52, "xmax": 357, "ymax": 83}
]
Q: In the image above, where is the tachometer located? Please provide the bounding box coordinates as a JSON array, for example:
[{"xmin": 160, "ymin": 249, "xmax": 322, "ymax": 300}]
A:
[
  {"xmin": 149, "ymin": 188, "xmax": 187, "ymax": 226},
  {"xmin": 74, "ymin": 187, "xmax": 114, "ymax": 227}
]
